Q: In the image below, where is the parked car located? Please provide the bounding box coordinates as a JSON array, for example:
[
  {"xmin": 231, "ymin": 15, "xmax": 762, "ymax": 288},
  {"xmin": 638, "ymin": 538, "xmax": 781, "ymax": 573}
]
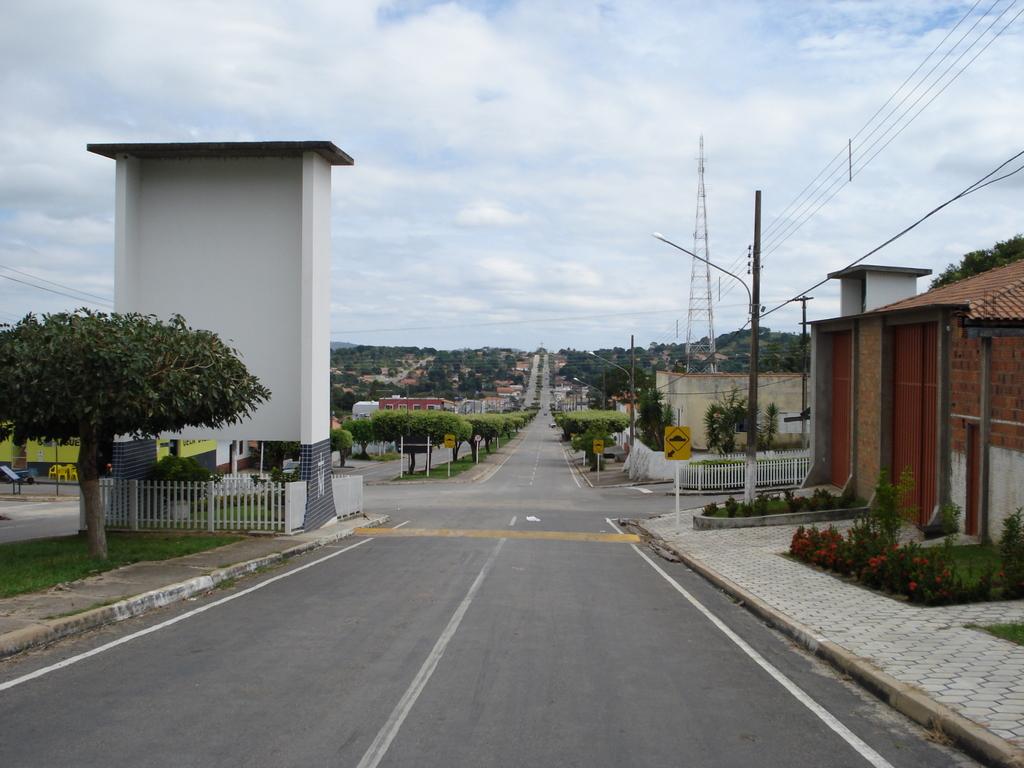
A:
[{"xmin": 282, "ymin": 459, "xmax": 301, "ymax": 474}]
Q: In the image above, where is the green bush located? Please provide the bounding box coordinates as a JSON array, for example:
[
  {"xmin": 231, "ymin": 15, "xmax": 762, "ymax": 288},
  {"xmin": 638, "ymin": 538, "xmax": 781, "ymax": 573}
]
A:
[
  {"xmin": 1001, "ymin": 509, "xmax": 1024, "ymax": 599},
  {"xmin": 149, "ymin": 455, "xmax": 213, "ymax": 482}
]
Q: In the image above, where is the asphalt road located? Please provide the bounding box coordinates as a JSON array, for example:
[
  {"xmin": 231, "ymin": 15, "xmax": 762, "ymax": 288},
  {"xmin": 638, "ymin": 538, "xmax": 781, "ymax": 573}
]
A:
[{"xmin": 0, "ymin": 359, "xmax": 979, "ymax": 767}]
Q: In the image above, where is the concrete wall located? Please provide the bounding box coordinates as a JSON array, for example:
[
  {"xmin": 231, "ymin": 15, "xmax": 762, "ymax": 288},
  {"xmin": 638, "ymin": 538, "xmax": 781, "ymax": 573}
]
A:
[
  {"xmin": 114, "ymin": 153, "xmax": 333, "ymax": 444},
  {"xmin": 864, "ymin": 271, "xmax": 920, "ymax": 312},
  {"xmin": 658, "ymin": 371, "xmax": 804, "ymax": 451}
]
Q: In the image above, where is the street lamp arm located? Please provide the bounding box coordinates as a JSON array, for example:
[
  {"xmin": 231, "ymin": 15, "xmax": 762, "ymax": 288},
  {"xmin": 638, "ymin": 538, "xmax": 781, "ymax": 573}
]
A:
[
  {"xmin": 587, "ymin": 350, "xmax": 632, "ymax": 382},
  {"xmin": 651, "ymin": 232, "xmax": 752, "ymax": 306}
]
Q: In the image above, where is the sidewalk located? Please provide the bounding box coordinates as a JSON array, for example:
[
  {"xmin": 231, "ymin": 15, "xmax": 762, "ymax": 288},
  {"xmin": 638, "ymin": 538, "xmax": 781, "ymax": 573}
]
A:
[
  {"xmin": 0, "ymin": 512, "xmax": 389, "ymax": 660},
  {"xmin": 634, "ymin": 508, "xmax": 1024, "ymax": 767}
]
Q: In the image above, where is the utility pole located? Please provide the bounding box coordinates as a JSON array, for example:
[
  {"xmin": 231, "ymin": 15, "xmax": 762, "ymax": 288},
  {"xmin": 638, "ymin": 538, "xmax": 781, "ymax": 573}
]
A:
[
  {"xmin": 797, "ymin": 295, "xmax": 814, "ymax": 451},
  {"xmin": 630, "ymin": 334, "xmax": 636, "ymax": 451},
  {"xmin": 743, "ymin": 191, "xmax": 762, "ymax": 504}
]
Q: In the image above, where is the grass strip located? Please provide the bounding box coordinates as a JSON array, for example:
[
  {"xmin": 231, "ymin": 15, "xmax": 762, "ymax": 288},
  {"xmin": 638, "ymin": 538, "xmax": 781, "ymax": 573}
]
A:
[
  {"xmin": 975, "ymin": 623, "xmax": 1024, "ymax": 646},
  {"xmin": 0, "ymin": 532, "xmax": 242, "ymax": 598},
  {"xmin": 395, "ymin": 455, "xmax": 478, "ymax": 481}
]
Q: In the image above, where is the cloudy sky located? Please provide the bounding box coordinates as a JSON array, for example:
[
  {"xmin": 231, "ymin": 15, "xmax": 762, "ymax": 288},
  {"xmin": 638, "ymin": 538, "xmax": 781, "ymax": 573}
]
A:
[{"xmin": 1, "ymin": 0, "xmax": 1021, "ymax": 351}]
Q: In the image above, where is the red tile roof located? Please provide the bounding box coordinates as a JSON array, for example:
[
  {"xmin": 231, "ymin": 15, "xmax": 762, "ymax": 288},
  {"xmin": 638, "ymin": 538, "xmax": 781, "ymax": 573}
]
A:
[{"xmin": 871, "ymin": 259, "xmax": 1024, "ymax": 321}]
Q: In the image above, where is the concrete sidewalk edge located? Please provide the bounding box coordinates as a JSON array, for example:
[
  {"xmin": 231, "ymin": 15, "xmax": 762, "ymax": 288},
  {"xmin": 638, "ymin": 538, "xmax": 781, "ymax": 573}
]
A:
[
  {"xmin": 0, "ymin": 514, "xmax": 390, "ymax": 662},
  {"xmin": 630, "ymin": 517, "xmax": 1024, "ymax": 768}
]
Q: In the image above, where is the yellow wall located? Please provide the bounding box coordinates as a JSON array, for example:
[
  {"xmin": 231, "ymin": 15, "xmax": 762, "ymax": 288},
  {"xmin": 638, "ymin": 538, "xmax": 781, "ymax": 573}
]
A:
[
  {"xmin": 178, "ymin": 439, "xmax": 217, "ymax": 458},
  {"xmin": 0, "ymin": 436, "xmax": 81, "ymax": 465}
]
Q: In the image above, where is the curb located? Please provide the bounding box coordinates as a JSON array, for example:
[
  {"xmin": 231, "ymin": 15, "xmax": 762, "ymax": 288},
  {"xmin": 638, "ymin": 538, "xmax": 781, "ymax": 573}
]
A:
[
  {"xmin": 0, "ymin": 514, "xmax": 390, "ymax": 661},
  {"xmin": 630, "ymin": 519, "xmax": 1024, "ymax": 768}
]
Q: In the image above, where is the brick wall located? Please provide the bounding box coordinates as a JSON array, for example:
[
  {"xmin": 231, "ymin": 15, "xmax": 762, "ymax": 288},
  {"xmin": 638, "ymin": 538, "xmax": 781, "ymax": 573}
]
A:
[
  {"xmin": 950, "ymin": 329, "xmax": 1024, "ymax": 453},
  {"xmin": 854, "ymin": 318, "xmax": 883, "ymax": 500}
]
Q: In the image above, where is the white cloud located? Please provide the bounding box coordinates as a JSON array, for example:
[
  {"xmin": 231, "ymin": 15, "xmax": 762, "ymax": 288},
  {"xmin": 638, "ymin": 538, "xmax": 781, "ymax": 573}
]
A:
[
  {"xmin": 0, "ymin": 0, "xmax": 1021, "ymax": 348},
  {"xmin": 455, "ymin": 201, "xmax": 529, "ymax": 227}
]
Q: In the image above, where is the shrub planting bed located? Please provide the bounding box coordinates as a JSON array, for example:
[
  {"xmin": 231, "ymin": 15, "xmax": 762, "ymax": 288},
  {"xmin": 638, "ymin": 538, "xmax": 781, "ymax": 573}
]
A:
[
  {"xmin": 788, "ymin": 473, "xmax": 1024, "ymax": 606},
  {"xmin": 702, "ymin": 488, "xmax": 862, "ymax": 518}
]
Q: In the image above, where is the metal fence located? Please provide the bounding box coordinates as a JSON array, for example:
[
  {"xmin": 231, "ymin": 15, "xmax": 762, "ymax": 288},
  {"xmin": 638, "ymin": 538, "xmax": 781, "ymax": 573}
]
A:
[{"xmin": 97, "ymin": 478, "xmax": 288, "ymax": 532}]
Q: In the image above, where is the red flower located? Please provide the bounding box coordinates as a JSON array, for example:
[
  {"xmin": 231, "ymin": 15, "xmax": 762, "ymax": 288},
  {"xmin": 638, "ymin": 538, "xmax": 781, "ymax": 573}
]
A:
[{"xmin": 908, "ymin": 581, "xmax": 918, "ymax": 591}]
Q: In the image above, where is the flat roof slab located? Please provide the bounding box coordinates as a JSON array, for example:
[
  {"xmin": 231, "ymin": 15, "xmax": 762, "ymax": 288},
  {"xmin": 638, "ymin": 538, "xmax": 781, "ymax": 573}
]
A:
[{"xmin": 87, "ymin": 140, "xmax": 354, "ymax": 166}]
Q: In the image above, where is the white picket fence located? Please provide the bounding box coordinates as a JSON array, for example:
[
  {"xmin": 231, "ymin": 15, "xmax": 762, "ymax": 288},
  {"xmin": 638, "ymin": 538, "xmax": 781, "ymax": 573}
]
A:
[
  {"xmin": 93, "ymin": 478, "xmax": 301, "ymax": 533},
  {"xmin": 676, "ymin": 456, "xmax": 811, "ymax": 492}
]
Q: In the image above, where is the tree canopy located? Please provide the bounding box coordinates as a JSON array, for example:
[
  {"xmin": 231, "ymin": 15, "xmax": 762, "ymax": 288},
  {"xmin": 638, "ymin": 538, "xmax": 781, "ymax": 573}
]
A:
[
  {"xmin": 932, "ymin": 234, "xmax": 1024, "ymax": 289},
  {"xmin": 0, "ymin": 310, "xmax": 269, "ymax": 558}
]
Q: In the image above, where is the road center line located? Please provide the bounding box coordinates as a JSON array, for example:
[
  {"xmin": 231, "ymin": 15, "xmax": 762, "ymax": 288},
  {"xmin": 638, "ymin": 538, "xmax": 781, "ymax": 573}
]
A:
[
  {"xmin": 509, "ymin": 515, "xmax": 517, "ymax": 526},
  {"xmin": 604, "ymin": 519, "xmax": 893, "ymax": 768},
  {"xmin": 0, "ymin": 537, "xmax": 374, "ymax": 693},
  {"xmin": 355, "ymin": 538, "xmax": 505, "ymax": 768},
  {"xmin": 393, "ymin": 520, "xmax": 411, "ymax": 529}
]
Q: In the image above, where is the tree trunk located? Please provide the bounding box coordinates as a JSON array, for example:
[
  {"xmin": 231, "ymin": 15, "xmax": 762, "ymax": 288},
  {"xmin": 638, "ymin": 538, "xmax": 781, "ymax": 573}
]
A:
[
  {"xmin": 469, "ymin": 441, "xmax": 478, "ymax": 462},
  {"xmin": 77, "ymin": 424, "xmax": 107, "ymax": 560},
  {"xmin": 407, "ymin": 450, "xmax": 416, "ymax": 474},
  {"xmin": 452, "ymin": 442, "xmax": 460, "ymax": 462}
]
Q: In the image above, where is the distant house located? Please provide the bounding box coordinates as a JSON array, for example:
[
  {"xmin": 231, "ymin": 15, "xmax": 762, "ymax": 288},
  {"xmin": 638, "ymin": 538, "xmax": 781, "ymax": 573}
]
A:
[
  {"xmin": 482, "ymin": 396, "xmax": 507, "ymax": 412},
  {"xmin": 352, "ymin": 401, "xmax": 379, "ymax": 420},
  {"xmin": 809, "ymin": 262, "xmax": 1024, "ymax": 538},
  {"xmin": 379, "ymin": 397, "xmax": 455, "ymax": 412}
]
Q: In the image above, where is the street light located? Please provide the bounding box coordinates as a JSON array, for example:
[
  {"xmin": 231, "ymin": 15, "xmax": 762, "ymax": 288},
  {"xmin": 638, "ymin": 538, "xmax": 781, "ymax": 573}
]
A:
[
  {"xmin": 652, "ymin": 231, "xmax": 760, "ymax": 504},
  {"xmin": 587, "ymin": 351, "xmax": 635, "ymax": 451}
]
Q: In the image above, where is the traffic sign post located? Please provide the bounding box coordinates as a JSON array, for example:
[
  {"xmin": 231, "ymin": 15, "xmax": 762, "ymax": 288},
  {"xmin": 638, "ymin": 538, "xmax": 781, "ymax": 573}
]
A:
[
  {"xmin": 592, "ymin": 439, "xmax": 604, "ymax": 482},
  {"xmin": 444, "ymin": 433, "xmax": 456, "ymax": 477},
  {"xmin": 664, "ymin": 426, "xmax": 692, "ymax": 528}
]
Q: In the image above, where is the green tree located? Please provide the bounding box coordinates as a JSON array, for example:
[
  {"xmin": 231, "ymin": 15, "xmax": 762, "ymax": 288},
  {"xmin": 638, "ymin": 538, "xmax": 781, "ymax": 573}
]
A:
[
  {"xmin": 0, "ymin": 311, "xmax": 269, "ymax": 558},
  {"xmin": 757, "ymin": 402, "xmax": 780, "ymax": 451},
  {"xmin": 931, "ymin": 234, "xmax": 1024, "ymax": 288},
  {"xmin": 636, "ymin": 386, "xmax": 669, "ymax": 450},
  {"xmin": 262, "ymin": 440, "xmax": 300, "ymax": 470},
  {"xmin": 347, "ymin": 418, "xmax": 375, "ymax": 459},
  {"xmin": 330, "ymin": 428, "xmax": 353, "ymax": 467},
  {"xmin": 704, "ymin": 389, "xmax": 746, "ymax": 454}
]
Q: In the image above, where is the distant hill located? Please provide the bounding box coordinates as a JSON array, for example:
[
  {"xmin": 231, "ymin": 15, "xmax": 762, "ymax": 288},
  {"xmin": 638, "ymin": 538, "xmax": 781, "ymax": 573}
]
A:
[{"xmin": 331, "ymin": 341, "xmax": 356, "ymax": 350}]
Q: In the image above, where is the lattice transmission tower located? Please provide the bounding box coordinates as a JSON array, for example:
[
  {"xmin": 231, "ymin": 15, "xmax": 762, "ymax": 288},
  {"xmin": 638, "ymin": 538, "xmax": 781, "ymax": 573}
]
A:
[{"xmin": 685, "ymin": 136, "xmax": 717, "ymax": 373}]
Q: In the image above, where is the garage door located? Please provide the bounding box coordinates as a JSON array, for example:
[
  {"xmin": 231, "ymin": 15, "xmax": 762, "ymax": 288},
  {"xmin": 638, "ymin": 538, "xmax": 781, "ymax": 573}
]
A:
[{"xmin": 891, "ymin": 322, "xmax": 938, "ymax": 527}]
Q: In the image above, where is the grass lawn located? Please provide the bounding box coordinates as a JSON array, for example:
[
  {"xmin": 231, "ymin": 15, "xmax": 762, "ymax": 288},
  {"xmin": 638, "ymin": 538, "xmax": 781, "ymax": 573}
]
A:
[
  {"xmin": 977, "ymin": 623, "xmax": 1024, "ymax": 646},
  {"xmin": 0, "ymin": 532, "xmax": 242, "ymax": 599},
  {"xmin": 948, "ymin": 544, "xmax": 1002, "ymax": 588},
  {"xmin": 395, "ymin": 455, "xmax": 478, "ymax": 481}
]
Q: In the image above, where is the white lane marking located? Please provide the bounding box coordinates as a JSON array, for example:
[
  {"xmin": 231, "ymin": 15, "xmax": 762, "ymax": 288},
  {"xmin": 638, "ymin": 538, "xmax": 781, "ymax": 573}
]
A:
[
  {"xmin": 0, "ymin": 538, "xmax": 374, "ymax": 693},
  {"xmin": 525, "ymin": 515, "xmax": 540, "ymax": 522},
  {"xmin": 509, "ymin": 516, "xmax": 517, "ymax": 526},
  {"xmin": 355, "ymin": 539, "xmax": 505, "ymax": 768},
  {"xmin": 603, "ymin": 519, "xmax": 893, "ymax": 768},
  {"xmin": 629, "ymin": 488, "xmax": 653, "ymax": 494},
  {"xmin": 561, "ymin": 445, "xmax": 581, "ymax": 488},
  {"xmin": 393, "ymin": 520, "xmax": 411, "ymax": 529}
]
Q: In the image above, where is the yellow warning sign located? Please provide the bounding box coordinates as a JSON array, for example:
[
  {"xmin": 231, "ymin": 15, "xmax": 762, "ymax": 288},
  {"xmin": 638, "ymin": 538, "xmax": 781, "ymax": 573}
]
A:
[
  {"xmin": 592, "ymin": 439, "xmax": 605, "ymax": 455},
  {"xmin": 664, "ymin": 426, "xmax": 691, "ymax": 460},
  {"xmin": 443, "ymin": 433, "xmax": 456, "ymax": 449}
]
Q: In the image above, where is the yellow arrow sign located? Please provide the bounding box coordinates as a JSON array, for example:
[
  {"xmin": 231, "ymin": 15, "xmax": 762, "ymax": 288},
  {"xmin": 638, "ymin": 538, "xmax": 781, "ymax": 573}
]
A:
[
  {"xmin": 664, "ymin": 426, "xmax": 691, "ymax": 460},
  {"xmin": 592, "ymin": 439, "xmax": 605, "ymax": 455},
  {"xmin": 443, "ymin": 433, "xmax": 456, "ymax": 449}
]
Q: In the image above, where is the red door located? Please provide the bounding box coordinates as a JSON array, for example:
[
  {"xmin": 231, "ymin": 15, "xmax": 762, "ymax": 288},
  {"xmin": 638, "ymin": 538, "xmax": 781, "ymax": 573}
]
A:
[
  {"xmin": 965, "ymin": 423, "xmax": 979, "ymax": 536},
  {"xmin": 830, "ymin": 331, "xmax": 853, "ymax": 489},
  {"xmin": 892, "ymin": 322, "xmax": 938, "ymax": 526}
]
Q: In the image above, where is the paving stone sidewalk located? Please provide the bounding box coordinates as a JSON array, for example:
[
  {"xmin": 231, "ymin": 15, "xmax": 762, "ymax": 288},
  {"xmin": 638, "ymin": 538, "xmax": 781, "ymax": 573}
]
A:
[{"xmin": 639, "ymin": 509, "xmax": 1024, "ymax": 750}]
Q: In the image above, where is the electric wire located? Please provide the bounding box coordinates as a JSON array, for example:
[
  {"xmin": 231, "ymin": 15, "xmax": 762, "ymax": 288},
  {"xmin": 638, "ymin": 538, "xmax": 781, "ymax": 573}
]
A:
[
  {"xmin": 759, "ymin": 149, "xmax": 1024, "ymax": 320},
  {"xmin": 760, "ymin": 0, "xmax": 1019, "ymax": 256},
  {"xmin": 0, "ymin": 271, "xmax": 114, "ymax": 307},
  {"xmin": 761, "ymin": 0, "xmax": 986, "ymax": 241},
  {"xmin": 0, "ymin": 262, "xmax": 113, "ymax": 305}
]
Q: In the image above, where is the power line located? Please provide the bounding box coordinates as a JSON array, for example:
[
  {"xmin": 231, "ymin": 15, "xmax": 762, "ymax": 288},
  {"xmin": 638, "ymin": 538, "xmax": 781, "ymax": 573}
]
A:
[
  {"xmin": 760, "ymin": 148, "xmax": 1024, "ymax": 320},
  {"xmin": 761, "ymin": 0, "xmax": 1019, "ymax": 255},
  {"xmin": 762, "ymin": 0, "xmax": 986, "ymax": 241},
  {"xmin": 0, "ymin": 271, "xmax": 113, "ymax": 307},
  {"xmin": 0, "ymin": 263, "xmax": 113, "ymax": 305}
]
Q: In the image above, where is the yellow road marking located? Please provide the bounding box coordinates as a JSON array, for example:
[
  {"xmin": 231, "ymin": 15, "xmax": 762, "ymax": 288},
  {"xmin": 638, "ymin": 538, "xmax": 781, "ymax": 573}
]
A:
[{"xmin": 354, "ymin": 527, "xmax": 639, "ymax": 543}]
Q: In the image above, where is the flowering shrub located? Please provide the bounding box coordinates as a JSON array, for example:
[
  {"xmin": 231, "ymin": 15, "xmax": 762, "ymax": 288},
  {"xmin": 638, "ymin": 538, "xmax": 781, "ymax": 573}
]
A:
[{"xmin": 790, "ymin": 522, "xmax": 996, "ymax": 606}]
